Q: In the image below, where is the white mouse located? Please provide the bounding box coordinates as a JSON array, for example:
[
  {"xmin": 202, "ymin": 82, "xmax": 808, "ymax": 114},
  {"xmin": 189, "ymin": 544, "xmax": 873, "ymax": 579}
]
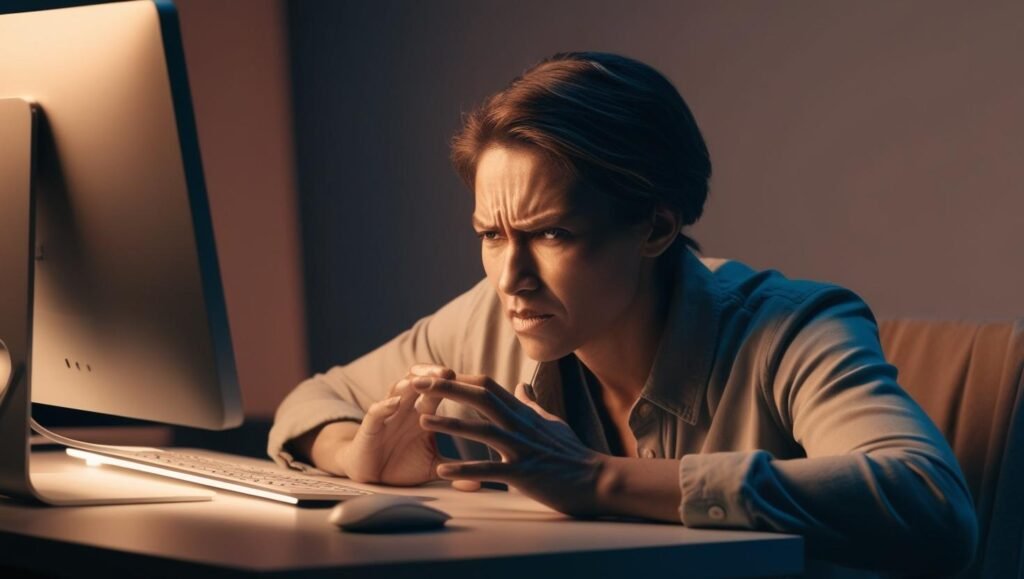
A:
[{"xmin": 328, "ymin": 494, "xmax": 451, "ymax": 533}]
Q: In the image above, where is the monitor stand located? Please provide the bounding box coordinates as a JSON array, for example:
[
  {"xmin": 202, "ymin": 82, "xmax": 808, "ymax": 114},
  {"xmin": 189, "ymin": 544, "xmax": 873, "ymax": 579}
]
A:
[{"xmin": 0, "ymin": 98, "xmax": 211, "ymax": 506}]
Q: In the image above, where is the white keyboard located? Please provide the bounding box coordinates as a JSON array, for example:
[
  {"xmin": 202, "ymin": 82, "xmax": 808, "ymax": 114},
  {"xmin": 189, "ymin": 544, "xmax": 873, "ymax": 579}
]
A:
[{"xmin": 81, "ymin": 448, "xmax": 373, "ymax": 505}]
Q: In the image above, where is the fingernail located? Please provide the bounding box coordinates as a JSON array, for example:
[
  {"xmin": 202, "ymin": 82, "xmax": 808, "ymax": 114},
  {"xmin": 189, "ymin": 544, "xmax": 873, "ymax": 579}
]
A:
[
  {"xmin": 385, "ymin": 396, "xmax": 401, "ymax": 407},
  {"xmin": 411, "ymin": 377, "xmax": 431, "ymax": 390}
]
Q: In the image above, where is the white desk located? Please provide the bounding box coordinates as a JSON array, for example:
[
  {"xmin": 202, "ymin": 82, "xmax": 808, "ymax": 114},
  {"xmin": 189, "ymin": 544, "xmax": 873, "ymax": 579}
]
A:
[{"xmin": 0, "ymin": 450, "xmax": 803, "ymax": 578}]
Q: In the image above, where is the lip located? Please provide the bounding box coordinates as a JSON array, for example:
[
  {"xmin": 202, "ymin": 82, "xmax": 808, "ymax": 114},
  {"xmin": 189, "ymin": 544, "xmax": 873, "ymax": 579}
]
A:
[
  {"xmin": 509, "ymin": 310, "xmax": 554, "ymax": 333},
  {"xmin": 510, "ymin": 309, "xmax": 549, "ymax": 318}
]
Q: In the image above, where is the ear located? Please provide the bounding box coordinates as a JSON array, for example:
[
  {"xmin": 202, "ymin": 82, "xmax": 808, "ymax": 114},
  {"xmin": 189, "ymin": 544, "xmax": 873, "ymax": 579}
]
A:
[{"xmin": 639, "ymin": 205, "xmax": 683, "ymax": 258}]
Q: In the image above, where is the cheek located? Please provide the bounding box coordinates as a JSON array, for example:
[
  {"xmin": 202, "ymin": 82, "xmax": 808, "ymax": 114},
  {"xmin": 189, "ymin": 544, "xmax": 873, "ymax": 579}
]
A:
[
  {"xmin": 539, "ymin": 242, "xmax": 641, "ymax": 310},
  {"xmin": 481, "ymin": 246, "xmax": 501, "ymax": 286}
]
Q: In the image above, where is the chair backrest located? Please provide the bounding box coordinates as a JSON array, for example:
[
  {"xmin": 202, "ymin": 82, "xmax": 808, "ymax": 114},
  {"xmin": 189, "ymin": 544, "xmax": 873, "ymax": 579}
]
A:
[{"xmin": 878, "ymin": 320, "xmax": 1024, "ymax": 579}]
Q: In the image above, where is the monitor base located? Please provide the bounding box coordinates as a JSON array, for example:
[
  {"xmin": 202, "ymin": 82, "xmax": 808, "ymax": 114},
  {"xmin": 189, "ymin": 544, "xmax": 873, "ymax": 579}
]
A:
[{"xmin": 28, "ymin": 469, "xmax": 212, "ymax": 506}]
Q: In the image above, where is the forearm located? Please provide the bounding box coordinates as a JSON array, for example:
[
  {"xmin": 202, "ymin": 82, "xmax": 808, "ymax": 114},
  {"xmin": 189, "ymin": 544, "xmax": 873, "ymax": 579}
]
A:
[
  {"xmin": 678, "ymin": 450, "xmax": 977, "ymax": 573},
  {"xmin": 594, "ymin": 456, "xmax": 682, "ymax": 523}
]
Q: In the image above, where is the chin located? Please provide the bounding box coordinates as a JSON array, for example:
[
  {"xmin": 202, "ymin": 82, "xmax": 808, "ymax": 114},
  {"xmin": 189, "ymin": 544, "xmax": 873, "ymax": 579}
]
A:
[{"xmin": 516, "ymin": 335, "xmax": 574, "ymax": 363}]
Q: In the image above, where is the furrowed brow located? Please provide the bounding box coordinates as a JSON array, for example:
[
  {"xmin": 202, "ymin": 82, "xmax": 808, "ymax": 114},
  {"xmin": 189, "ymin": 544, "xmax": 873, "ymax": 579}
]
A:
[{"xmin": 473, "ymin": 210, "xmax": 577, "ymax": 231}]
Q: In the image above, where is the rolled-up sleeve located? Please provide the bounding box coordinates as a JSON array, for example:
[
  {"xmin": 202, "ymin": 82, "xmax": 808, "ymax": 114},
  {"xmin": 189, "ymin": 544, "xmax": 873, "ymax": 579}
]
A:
[
  {"xmin": 267, "ymin": 279, "xmax": 491, "ymax": 470},
  {"xmin": 678, "ymin": 290, "xmax": 978, "ymax": 574}
]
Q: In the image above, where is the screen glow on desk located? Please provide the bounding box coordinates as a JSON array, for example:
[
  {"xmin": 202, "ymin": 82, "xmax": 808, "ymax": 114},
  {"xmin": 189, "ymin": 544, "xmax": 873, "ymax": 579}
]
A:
[{"xmin": 65, "ymin": 448, "xmax": 299, "ymax": 505}]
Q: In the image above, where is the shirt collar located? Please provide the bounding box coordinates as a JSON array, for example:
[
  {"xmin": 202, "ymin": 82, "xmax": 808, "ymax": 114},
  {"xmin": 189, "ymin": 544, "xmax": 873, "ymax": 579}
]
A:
[{"xmin": 529, "ymin": 249, "xmax": 722, "ymax": 426}]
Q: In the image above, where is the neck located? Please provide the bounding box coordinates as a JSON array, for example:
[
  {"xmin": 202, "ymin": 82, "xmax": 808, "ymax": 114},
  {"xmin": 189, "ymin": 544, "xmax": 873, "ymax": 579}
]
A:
[{"xmin": 574, "ymin": 255, "xmax": 675, "ymax": 409}]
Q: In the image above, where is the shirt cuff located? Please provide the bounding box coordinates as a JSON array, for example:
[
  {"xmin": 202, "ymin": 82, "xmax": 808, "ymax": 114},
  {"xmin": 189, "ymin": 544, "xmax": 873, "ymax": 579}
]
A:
[{"xmin": 679, "ymin": 450, "xmax": 769, "ymax": 528}]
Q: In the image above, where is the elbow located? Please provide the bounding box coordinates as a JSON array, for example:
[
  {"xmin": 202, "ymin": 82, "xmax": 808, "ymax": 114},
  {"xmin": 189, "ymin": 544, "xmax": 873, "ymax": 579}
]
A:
[
  {"xmin": 900, "ymin": 452, "xmax": 980, "ymax": 575},
  {"xmin": 931, "ymin": 499, "xmax": 979, "ymax": 575},
  {"xmin": 870, "ymin": 495, "xmax": 978, "ymax": 575},
  {"xmin": 869, "ymin": 455, "xmax": 980, "ymax": 574},
  {"xmin": 924, "ymin": 462, "xmax": 980, "ymax": 575},
  {"xmin": 900, "ymin": 481, "xmax": 979, "ymax": 575}
]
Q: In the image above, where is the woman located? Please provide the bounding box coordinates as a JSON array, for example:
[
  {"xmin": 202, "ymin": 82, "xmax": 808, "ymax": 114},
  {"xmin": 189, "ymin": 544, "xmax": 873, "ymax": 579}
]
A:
[{"xmin": 269, "ymin": 52, "xmax": 976, "ymax": 574}]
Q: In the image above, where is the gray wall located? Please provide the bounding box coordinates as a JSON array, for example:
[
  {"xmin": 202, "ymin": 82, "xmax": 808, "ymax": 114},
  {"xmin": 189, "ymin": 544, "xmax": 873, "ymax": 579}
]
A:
[{"xmin": 288, "ymin": 0, "xmax": 1023, "ymax": 371}]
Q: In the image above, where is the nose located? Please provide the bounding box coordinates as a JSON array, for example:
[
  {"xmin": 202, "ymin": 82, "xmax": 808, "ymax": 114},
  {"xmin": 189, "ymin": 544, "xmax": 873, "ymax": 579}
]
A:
[{"xmin": 497, "ymin": 238, "xmax": 539, "ymax": 296}]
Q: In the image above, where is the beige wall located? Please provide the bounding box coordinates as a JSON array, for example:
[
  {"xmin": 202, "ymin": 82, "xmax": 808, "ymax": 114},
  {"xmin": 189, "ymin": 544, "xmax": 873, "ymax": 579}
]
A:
[{"xmin": 176, "ymin": 0, "xmax": 306, "ymax": 417}]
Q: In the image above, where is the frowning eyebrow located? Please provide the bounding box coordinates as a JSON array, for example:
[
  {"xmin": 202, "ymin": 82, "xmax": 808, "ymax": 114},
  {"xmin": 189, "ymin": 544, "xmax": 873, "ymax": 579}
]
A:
[{"xmin": 472, "ymin": 209, "xmax": 580, "ymax": 231}]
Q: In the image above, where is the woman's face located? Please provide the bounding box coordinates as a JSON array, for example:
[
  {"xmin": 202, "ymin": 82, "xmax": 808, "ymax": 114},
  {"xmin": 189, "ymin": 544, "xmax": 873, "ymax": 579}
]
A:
[{"xmin": 473, "ymin": 145, "xmax": 652, "ymax": 361}]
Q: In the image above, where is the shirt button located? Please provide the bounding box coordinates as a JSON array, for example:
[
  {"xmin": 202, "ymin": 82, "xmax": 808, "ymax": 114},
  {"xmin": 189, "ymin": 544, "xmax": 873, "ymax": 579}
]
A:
[
  {"xmin": 641, "ymin": 448, "xmax": 656, "ymax": 459},
  {"xmin": 637, "ymin": 404, "xmax": 652, "ymax": 418},
  {"xmin": 708, "ymin": 505, "xmax": 726, "ymax": 521}
]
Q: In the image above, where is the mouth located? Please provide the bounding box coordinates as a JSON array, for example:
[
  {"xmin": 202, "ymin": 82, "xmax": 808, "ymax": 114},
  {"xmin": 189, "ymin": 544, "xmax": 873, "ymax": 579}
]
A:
[{"xmin": 510, "ymin": 311, "xmax": 554, "ymax": 332}]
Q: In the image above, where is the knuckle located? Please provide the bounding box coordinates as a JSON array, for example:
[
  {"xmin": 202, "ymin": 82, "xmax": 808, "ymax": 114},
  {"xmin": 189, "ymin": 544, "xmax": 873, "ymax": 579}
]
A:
[
  {"xmin": 412, "ymin": 364, "xmax": 455, "ymax": 379},
  {"xmin": 481, "ymin": 378, "xmax": 511, "ymax": 401},
  {"xmin": 481, "ymin": 388, "xmax": 500, "ymax": 406},
  {"xmin": 413, "ymin": 394, "xmax": 435, "ymax": 413},
  {"xmin": 391, "ymin": 378, "xmax": 411, "ymax": 395},
  {"xmin": 370, "ymin": 395, "xmax": 400, "ymax": 412}
]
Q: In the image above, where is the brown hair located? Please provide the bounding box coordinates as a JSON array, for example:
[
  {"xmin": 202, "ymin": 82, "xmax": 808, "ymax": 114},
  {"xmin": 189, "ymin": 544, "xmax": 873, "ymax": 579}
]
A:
[{"xmin": 450, "ymin": 52, "xmax": 711, "ymax": 251}]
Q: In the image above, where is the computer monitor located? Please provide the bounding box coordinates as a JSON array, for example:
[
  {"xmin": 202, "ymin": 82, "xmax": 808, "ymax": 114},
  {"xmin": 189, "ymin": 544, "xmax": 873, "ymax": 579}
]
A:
[{"xmin": 0, "ymin": 0, "xmax": 242, "ymax": 503}]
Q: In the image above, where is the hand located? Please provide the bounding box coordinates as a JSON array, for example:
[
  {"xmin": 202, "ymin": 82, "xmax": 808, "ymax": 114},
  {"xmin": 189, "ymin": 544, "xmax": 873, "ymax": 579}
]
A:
[
  {"xmin": 341, "ymin": 364, "xmax": 450, "ymax": 487},
  {"xmin": 341, "ymin": 364, "xmax": 482, "ymax": 491},
  {"xmin": 412, "ymin": 374, "xmax": 608, "ymax": 517}
]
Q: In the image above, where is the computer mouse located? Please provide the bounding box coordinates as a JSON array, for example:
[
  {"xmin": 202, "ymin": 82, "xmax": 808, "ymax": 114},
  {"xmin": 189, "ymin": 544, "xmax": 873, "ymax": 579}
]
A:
[{"xmin": 328, "ymin": 494, "xmax": 451, "ymax": 533}]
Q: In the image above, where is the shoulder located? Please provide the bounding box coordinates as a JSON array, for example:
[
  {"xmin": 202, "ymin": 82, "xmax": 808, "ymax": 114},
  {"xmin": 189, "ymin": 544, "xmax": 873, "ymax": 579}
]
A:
[
  {"xmin": 698, "ymin": 257, "xmax": 886, "ymax": 431},
  {"xmin": 424, "ymin": 277, "xmax": 502, "ymax": 350},
  {"xmin": 428, "ymin": 277, "xmax": 527, "ymax": 379},
  {"xmin": 431, "ymin": 277, "xmax": 498, "ymax": 323},
  {"xmin": 698, "ymin": 256, "xmax": 880, "ymax": 380},
  {"xmin": 701, "ymin": 256, "xmax": 870, "ymax": 324}
]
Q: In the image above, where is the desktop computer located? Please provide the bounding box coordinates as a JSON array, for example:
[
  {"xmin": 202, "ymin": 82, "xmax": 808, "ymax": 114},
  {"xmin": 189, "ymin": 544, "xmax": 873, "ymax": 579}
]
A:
[{"xmin": 0, "ymin": 0, "xmax": 365, "ymax": 506}]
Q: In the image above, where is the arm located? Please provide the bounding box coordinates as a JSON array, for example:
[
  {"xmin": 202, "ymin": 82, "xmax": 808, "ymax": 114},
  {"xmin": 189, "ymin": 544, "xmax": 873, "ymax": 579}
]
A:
[
  {"xmin": 677, "ymin": 291, "xmax": 978, "ymax": 573},
  {"xmin": 267, "ymin": 279, "xmax": 492, "ymax": 470},
  {"xmin": 592, "ymin": 456, "xmax": 681, "ymax": 523},
  {"xmin": 291, "ymin": 420, "xmax": 360, "ymax": 475}
]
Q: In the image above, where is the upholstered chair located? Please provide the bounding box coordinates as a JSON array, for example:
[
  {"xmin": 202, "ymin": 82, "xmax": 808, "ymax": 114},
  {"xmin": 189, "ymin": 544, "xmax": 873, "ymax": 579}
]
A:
[{"xmin": 878, "ymin": 320, "xmax": 1024, "ymax": 579}]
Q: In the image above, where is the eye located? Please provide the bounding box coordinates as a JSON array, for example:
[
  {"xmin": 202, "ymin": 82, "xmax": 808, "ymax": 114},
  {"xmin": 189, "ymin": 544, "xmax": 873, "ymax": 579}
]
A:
[
  {"xmin": 477, "ymin": 231, "xmax": 502, "ymax": 241},
  {"xmin": 538, "ymin": 228, "xmax": 570, "ymax": 241}
]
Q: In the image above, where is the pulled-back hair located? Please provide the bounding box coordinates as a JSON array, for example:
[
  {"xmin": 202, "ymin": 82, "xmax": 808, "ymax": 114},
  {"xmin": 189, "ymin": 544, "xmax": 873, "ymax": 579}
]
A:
[{"xmin": 450, "ymin": 52, "xmax": 711, "ymax": 251}]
